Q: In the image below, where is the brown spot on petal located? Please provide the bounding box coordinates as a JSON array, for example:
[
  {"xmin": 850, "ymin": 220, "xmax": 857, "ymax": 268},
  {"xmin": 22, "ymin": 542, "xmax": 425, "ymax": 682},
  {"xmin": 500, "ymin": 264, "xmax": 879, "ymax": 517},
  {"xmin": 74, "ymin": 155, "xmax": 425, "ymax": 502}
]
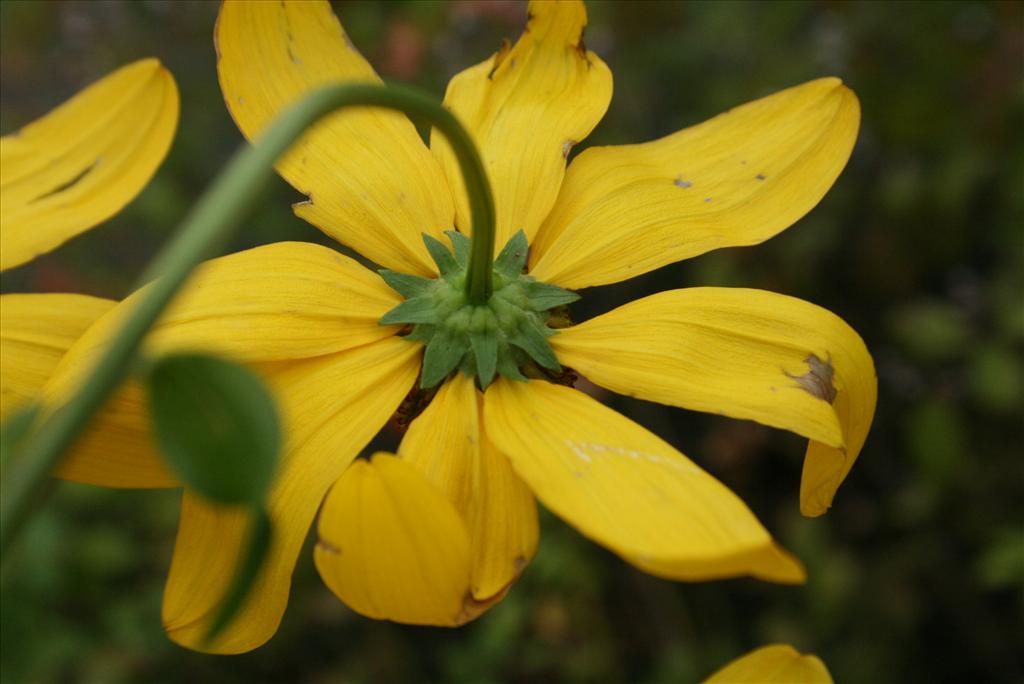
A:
[
  {"xmin": 788, "ymin": 353, "xmax": 838, "ymax": 403},
  {"xmin": 576, "ymin": 31, "xmax": 594, "ymax": 68},
  {"xmin": 488, "ymin": 38, "xmax": 512, "ymax": 80},
  {"xmin": 562, "ymin": 139, "xmax": 577, "ymax": 159},
  {"xmin": 316, "ymin": 539, "xmax": 341, "ymax": 555},
  {"xmin": 456, "ymin": 584, "xmax": 511, "ymax": 625},
  {"xmin": 576, "ymin": 33, "xmax": 588, "ymax": 58}
]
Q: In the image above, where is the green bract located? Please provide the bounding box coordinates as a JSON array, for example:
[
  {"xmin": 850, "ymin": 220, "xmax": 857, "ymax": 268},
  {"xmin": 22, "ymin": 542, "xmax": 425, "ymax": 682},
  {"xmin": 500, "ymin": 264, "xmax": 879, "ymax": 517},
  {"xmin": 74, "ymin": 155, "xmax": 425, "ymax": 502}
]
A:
[{"xmin": 380, "ymin": 231, "xmax": 579, "ymax": 389}]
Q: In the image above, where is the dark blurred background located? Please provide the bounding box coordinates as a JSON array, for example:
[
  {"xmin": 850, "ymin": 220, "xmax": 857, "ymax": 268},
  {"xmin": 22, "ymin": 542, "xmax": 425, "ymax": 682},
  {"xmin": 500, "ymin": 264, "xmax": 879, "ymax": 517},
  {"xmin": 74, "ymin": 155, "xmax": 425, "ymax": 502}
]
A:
[{"xmin": 1, "ymin": 1, "xmax": 1022, "ymax": 682}]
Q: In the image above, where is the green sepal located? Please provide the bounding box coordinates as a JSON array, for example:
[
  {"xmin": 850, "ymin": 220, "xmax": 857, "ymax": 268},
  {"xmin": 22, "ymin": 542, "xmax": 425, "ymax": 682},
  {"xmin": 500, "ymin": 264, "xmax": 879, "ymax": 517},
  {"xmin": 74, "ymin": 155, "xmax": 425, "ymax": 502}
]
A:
[
  {"xmin": 385, "ymin": 231, "xmax": 576, "ymax": 388},
  {"xmin": 379, "ymin": 269, "xmax": 433, "ymax": 299},
  {"xmin": 496, "ymin": 347, "xmax": 528, "ymax": 381},
  {"xmin": 423, "ymin": 234, "xmax": 459, "ymax": 276},
  {"xmin": 470, "ymin": 329, "xmax": 498, "ymax": 387},
  {"xmin": 523, "ymin": 279, "xmax": 580, "ymax": 311},
  {"xmin": 405, "ymin": 324, "xmax": 435, "ymax": 343},
  {"xmin": 510, "ymin": 320, "xmax": 561, "ymax": 371},
  {"xmin": 421, "ymin": 329, "xmax": 470, "ymax": 388},
  {"xmin": 380, "ymin": 296, "xmax": 440, "ymax": 325},
  {"xmin": 493, "ymin": 230, "xmax": 528, "ymax": 279},
  {"xmin": 446, "ymin": 230, "xmax": 471, "ymax": 268}
]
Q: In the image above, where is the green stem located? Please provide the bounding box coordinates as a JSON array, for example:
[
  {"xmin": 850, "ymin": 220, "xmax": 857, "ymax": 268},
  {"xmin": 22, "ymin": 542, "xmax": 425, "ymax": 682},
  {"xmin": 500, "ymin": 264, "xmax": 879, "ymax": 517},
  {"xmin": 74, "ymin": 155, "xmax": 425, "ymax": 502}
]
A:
[
  {"xmin": 461, "ymin": 163, "xmax": 496, "ymax": 305},
  {"xmin": 0, "ymin": 83, "xmax": 495, "ymax": 556}
]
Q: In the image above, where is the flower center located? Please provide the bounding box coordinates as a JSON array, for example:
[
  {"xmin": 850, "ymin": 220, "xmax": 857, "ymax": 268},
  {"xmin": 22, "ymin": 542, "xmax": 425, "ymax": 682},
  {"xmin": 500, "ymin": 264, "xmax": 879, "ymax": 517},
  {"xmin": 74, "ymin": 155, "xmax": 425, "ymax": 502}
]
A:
[{"xmin": 379, "ymin": 230, "xmax": 579, "ymax": 389}]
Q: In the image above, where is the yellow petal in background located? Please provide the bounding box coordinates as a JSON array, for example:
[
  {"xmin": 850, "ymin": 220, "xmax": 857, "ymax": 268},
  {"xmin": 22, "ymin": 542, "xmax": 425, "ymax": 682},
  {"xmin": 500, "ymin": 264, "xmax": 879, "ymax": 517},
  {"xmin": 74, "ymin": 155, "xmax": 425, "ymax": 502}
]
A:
[
  {"xmin": 0, "ymin": 59, "xmax": 178, "ymax": 271},
  {"xmin": 8, "ymin": 299, "xmax": 173, "ymax": 489},
  {"xmin": 164, "ymin": 337, "xmax": 421, "ymax": 653},
  {"xmin": 0, "ymin": 293, "xmax": 114, "ymax": 420},
  {"xmin": 552, "ymin": 288, "xmax": 876, "ymax": 517},
  {"xmin": 432, "ymin": 0, "xmax": 612, "ymax": 247},
  {"xmin": 530, "ymin": 78, "xmax": 859, "ymax": 288},
  {"xmin": 484, "ymin": 380, "xmax": 804, "ymax": 583},
  {"xmin": 315, "ymin": 453, "xmax": 474, "ymax": 627},
  {"xmin": 216, "ymin": 0, "xmax": 453, "ymax": 276},
  {"xmin": 704, "ymin": 644, "xmax": 834, "ymax": 684},
  {"xmin": 399, "ymin": 374, "xmax": 538, "ymax": 600}
]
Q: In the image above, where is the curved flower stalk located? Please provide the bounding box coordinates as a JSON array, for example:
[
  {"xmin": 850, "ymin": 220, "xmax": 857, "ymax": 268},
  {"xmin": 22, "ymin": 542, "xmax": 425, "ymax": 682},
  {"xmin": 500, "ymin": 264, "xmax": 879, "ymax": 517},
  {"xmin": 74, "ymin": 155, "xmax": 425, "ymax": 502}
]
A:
[
  {"xmin": 1, "ymin": 60, "xmax": 179, "ymax": 420},
  {"xmin": 44, "ymin": 0, "xmax": 875, "ymax": 654},
  {"xmin": 705, "ymin": 644, "xmax": 834, "ymax": 683}
]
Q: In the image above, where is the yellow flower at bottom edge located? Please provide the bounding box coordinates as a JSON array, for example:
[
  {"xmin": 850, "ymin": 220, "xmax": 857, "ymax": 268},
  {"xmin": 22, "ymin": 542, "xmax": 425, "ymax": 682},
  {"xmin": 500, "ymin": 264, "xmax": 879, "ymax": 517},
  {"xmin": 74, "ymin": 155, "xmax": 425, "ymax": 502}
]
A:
[
  {"xmin": 705, "ymin": 644, "xmax": 834, "ymax": 683},
  {"xmin": 38, "ymin": 0, "xmax": 876, "ymax": 654},
  {"xmin": 1, "ymin": 59, "xmax": 178, "ymax": 420}
]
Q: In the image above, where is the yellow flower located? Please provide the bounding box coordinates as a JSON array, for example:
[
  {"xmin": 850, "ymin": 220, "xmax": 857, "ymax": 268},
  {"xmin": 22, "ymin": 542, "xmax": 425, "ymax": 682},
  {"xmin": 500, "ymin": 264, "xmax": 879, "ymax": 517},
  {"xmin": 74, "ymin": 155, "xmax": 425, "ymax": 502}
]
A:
[
  {"xmin": 1, "ymin": 59, "xmax": 178, "ymax": 420},
  {"xmin": 705, "ymin": 644, "xmax": 834, "ymax": 683},
  {"xmin": 39, "ymin": 0, "xmax": 875, "ymax": 654}
]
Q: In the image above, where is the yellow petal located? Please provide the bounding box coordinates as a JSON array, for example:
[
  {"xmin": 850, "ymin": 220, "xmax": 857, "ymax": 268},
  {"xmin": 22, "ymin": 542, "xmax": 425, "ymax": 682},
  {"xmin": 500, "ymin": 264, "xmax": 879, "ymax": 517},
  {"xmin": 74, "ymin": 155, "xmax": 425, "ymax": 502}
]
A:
[
  {"xmin": 551, "ymin": 288, "xmax": 876, "ymax": 517},
  {"xmin": 37, "ymin": 242, "xmax": 397, "ymax": 489},
  {"xmin": 801, "ymin": 375, "xmax": 872, "ymax": 517},
  {"xmin": 633, "ymin": 542, "xmax": 806, "ymax": 585},
  {"xmin": 315, "ymin": 453, "xmax": 473, "ymax": 627},
  {"xmin": 431, "ymin": 0, "xmax": 612, "ymax": 247},
  {"xmin": 0, "ymin": 293, "xmax": 114, "ymax": 420},
  {"xmin": 484, "ymin": 380, "xmax": 804, "ymax": 583},
  {"xmin": 0, "ymin": 294, "xmax": 163, "ymax": 489},
  {"xmin": 50, "ymin": 380, "xmax": 175, "ymax": 488},
  {"xmin": 142, "ymin": 241, "xmax": 398, "ymax": 360},
  {"xmin": 164, "ymin": 337, "xmax": 421, "ymax": 653},
  {"xmin": 0, "ymin": 59, "xmax": 178, "ymax": 271},
  {"xmin": 704, "ymin": 644, "xmax": 834, "ymax": 684},
  {"xmin": 399, "ymin": 374, "xmax": 538, "ymax": 600},
  {"xmin": 216, "ymin": 0, "xmax": 453, "ymax": 276},
  {"xmin": 530, "ymin": 78, "xmax": 859, "ymax": 288},
  {"xmin": 50, "ymin": 242, "xmax": 399, "ymax": 379}
]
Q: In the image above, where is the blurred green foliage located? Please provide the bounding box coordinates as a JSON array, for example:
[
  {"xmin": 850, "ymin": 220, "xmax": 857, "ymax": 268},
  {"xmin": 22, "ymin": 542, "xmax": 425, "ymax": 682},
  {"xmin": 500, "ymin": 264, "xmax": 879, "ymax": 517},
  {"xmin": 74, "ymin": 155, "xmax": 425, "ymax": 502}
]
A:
[{"xmin": 1, "ymin": 1, "xmax": 1022, "ymax": 682}]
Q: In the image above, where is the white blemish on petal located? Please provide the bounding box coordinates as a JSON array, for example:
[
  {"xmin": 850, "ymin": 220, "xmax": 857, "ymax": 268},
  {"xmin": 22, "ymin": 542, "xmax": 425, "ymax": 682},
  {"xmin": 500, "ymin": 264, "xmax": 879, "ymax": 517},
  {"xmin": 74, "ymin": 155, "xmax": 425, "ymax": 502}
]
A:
[
  {"xmin": 565, "ymin": 438, "xmax": 592, "ymax": 462},
  {"xmin": 673, "ymin": 176, "xmax": 693, "ymax": 188},
  {"xmin": 316, "ymin": 539, "xmax": 341, "ymax": 555},
  {"xmin": 564, "ymin": 439, "xmax": 700, "ymax": 474}
]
